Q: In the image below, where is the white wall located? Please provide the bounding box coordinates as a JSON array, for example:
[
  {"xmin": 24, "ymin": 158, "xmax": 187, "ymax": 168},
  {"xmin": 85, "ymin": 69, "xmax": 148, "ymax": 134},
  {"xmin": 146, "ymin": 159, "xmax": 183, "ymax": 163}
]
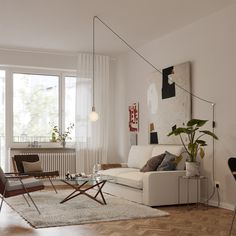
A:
[
  {"xmin": 0, "ymin": 49, "xmax": 77, "ymax": 70},
  {"xmin": 113, "ymin": 3, "xmax": 236, "ymax": 209}
]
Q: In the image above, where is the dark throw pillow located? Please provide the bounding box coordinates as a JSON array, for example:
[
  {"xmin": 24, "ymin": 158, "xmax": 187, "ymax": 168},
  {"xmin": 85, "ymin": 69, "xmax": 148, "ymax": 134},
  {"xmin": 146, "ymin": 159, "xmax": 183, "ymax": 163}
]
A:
[
  {"xmin": 140, "ymin": 153, "xmax": 165, "ymax": 172},
  {"xmin": 156, "ymin": 151, "xmax": 177, "ymax": 171}
]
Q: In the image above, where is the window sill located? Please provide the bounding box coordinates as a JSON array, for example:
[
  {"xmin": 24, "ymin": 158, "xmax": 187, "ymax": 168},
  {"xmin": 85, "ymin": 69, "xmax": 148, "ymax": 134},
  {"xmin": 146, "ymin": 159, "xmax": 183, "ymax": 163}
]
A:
[
  {"xmin": 10, "ymin": 142, "xmax": 76, "ymax": 149},
  {"xmin": 9, "ymin": 147, "xmax": 76, "ymax": 152}
]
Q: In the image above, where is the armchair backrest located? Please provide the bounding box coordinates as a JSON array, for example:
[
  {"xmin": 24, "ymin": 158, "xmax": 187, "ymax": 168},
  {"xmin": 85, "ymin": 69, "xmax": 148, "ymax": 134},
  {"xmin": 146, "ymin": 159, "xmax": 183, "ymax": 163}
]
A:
[
  {"xmin": 13, "ymin": 155, "xmax": 40, "ymax": 173},
  {"xmin": 0, "ymin": 167, "xmax": 7, "ymax": 194}
]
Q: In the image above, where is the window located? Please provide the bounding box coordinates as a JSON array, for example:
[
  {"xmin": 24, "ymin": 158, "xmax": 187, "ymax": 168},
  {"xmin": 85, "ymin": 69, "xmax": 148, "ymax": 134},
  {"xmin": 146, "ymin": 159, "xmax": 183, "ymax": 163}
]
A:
[
  {"xmin": 0, "ymin": 63, "xmax": 105, "ymax": 171},
  {"xmin": 13, "ymin": 73, "xmax": 59, "ymax": 142},
  {"xmin": 0, "ymin": 68, "xmax": 77, "ymax": 146},
  {"xmin": 65, "ymin": 76, "xmax": 76, "ymax": 141}
]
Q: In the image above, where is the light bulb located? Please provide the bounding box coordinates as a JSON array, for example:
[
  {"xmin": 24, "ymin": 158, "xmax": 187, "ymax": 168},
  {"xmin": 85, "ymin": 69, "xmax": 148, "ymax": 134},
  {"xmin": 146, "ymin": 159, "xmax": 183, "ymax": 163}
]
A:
[{"xmin": 89, "ymin": 106, "xmax": 99, "ymax": 122}]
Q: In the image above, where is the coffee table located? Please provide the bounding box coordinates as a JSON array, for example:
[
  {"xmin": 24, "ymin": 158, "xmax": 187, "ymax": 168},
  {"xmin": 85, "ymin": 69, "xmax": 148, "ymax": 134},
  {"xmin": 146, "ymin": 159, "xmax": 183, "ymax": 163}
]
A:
[{"xmin": 60, "ymin": 175, "xmax": 111, "ymax": 205}]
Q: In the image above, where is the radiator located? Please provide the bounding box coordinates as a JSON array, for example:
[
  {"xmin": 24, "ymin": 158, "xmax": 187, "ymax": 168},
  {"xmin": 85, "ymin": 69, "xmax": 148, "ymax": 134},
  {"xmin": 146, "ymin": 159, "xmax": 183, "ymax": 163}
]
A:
[{"xmin": 12, "ymin": 151, "xmax": 76, "ymax": 179}]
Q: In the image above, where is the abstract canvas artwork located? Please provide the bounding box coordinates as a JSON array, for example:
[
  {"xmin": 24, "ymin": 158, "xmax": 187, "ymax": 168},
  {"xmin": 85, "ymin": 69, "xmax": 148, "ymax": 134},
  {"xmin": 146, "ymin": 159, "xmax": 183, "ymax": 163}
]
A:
[
  {"xmin": 147, "ymin": 62, "xmax": 191, "ymax": 144},
  {"xmin": 129, "ymin": 102, "xmax": 139, "ymax": 132}
]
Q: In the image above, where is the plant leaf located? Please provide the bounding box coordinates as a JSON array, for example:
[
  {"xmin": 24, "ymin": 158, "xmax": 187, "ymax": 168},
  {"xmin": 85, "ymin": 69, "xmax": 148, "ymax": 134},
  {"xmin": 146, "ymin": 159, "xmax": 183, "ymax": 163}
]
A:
[
  {"xmin": 187, "ymin": 119, "xmax": 208, "ymax": 127},
  {"xmin": 167, "ymin": 127, "xmax": 190, "ymax": 136},
  {"xmin": 188, "ymin": 143, "xmax": 198, "ymax": 152},
  {"xmin": 174, "ymin": 155, "xmax": 183, "ymax": 165},
  {"xmin": 196, "ymin": 140, "xmax": 206, "ymax": 146},
  {"xmin": 200, "ymin": 130, "xmax": 218, "ymax": 140},
  {"xmin": 199, "ymin": 147, "xmax": 205, "ymax": 159}
]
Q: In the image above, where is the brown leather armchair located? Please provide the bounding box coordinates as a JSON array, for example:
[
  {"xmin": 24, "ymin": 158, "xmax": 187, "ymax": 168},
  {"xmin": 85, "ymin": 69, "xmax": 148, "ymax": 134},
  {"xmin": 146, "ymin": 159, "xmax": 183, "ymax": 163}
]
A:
[
  {"xmin": 0, "ymin": 166, "xmax": 44, "ymax": 214},
  {"xmin": 12, "ymin": 154, "xmax": 59, "ymax": 193}
]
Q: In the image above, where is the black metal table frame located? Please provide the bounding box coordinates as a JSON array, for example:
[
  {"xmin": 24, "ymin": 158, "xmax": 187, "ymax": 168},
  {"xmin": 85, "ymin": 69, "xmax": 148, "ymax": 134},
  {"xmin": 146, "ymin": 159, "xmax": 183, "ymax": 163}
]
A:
[{"xmin": 60, "ymin": 179, "xmax": 107, "ymax": 205}]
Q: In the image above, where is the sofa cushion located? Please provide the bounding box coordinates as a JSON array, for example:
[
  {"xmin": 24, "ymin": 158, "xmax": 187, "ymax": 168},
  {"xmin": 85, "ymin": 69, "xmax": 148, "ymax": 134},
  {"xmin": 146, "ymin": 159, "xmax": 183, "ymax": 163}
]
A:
[
  {"xmin": 98, "ymin": 167, "xmax": 138, "ymax": 177},
  {"xmin": 127, "ymin": 145, "xmax": 153, "ymax": 169},
  {"xmin": 98, "ymin": 168, "xmax": 143, "ymax": 189},
  {"xmin": 115, "ymin": 171, "xmax": 144, "ymax": 189},
  {"xmin": 151, "ymin": 144, "xmax": 183, "ymax": 157},
  {"xmin": 140, "ymin": 153, "xmax": 165, "ymax": 172},
  {"xmin": 157, "ymin": 151, "xmax": 177, "ymax": 171}
]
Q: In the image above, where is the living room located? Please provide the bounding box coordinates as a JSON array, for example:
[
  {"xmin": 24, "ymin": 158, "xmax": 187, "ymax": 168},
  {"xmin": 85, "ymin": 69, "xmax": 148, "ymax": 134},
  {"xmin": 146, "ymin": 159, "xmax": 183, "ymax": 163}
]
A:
[{"xmin": 1, "ymin": 0, "xmax": 236, "ymax": 235}]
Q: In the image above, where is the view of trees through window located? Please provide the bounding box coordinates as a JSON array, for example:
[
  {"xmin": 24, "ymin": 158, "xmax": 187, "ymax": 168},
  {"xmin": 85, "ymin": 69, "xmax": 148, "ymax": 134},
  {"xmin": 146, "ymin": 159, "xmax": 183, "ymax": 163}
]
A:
[{"xmin": 13, "ymin": 73, "xmax": 59, "ymax": 142}]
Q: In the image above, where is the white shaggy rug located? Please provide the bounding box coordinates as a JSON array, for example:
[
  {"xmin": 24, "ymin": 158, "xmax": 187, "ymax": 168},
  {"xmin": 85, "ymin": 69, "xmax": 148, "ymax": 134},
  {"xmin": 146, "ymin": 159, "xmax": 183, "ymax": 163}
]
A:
[{"xmin": 6, "ymin": 189, "xmax": 169, "ymax": 228}]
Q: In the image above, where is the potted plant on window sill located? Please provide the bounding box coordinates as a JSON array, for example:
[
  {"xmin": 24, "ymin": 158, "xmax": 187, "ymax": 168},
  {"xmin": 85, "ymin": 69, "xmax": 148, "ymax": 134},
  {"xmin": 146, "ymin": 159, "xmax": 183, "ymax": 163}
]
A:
[
  {"xmin": 50, "ymin": 123, "xmax": 74, "ymax": 148},
  {"xmin": 167, "ymin": 119, "xmax": 218, "ymax": 177}
]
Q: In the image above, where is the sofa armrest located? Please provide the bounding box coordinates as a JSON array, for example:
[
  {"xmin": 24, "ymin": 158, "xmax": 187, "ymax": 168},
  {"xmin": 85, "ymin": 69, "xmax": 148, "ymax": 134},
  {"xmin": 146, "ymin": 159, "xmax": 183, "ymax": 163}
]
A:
[
  {"xmin": 142, "ymin": 170, "xmax": 187, "ymax": 206},
  {"xmin": 98, "ymin": 163, "xmax": 128, "ymax": 170}
]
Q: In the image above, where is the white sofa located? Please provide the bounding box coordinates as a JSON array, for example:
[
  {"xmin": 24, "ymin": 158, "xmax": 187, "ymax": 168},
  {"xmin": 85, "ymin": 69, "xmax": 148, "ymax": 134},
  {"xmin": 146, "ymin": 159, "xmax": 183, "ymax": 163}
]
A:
[{"xmin": 98, "ymin": 144, "xmax": 198, "ymax": 206}]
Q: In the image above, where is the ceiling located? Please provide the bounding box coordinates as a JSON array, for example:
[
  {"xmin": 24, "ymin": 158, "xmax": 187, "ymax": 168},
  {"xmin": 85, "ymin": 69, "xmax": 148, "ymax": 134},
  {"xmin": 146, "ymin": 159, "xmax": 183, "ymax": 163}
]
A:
[{"xmin": 0, "ymin": 0, "xmax": 235, "ymax": 55}]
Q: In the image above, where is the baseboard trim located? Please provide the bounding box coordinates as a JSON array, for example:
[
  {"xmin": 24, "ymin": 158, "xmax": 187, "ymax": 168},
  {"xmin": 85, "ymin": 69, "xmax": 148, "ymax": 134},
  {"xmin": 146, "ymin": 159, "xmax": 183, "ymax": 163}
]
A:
[{"xmin": 202, "ymin": 198, "xmax": 235, "ymax": 211}]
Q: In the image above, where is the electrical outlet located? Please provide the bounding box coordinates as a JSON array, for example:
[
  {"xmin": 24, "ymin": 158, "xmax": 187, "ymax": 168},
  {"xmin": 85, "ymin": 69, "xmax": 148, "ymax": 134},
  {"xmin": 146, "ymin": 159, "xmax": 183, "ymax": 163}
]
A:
[{"xmin": 215, "ymin": 181, "xmax": 220, "ymax": 188}]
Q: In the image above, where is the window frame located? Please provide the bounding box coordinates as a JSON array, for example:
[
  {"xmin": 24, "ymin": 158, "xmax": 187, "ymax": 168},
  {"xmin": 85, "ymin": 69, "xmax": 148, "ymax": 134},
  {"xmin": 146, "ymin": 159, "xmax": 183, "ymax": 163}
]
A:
[{"xmin": 0, "ymin": 65, "xmax": 76, "ymax": 148}]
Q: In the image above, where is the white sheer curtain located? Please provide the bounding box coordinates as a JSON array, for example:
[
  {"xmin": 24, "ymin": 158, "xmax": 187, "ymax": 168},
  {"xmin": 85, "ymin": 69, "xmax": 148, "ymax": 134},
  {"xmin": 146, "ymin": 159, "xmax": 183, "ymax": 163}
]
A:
[{"xmin": 75, "ymin": 53, "xmax": 109, "ymax": 174}]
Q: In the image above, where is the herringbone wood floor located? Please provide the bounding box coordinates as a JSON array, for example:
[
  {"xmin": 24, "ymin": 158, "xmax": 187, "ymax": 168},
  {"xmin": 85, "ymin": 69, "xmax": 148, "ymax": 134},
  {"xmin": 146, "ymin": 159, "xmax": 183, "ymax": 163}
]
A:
[{"xmin": 0, "ymin": 188, "xmax": 235, "ymax": 236}]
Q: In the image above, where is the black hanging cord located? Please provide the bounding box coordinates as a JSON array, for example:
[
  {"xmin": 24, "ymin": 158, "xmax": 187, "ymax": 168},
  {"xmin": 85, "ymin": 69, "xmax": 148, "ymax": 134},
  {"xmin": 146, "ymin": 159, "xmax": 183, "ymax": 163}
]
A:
[
  {"xmin": 92, "ymin": 16, "xmax": 95, "ymax": 108},
  {"xmin": 94, "ymin": 15, "xmax": 218, "ymax": 203},
  {"xmin": 207, "ymin": 103, "xmax": 218, "ymax": 203},
  {"xmin": 212, "ymin": 104, "xmax": 216, "ymax": 181},
  {"xmin": 94, "ymin": 16, "xmax": 214, "ymax": 105}
]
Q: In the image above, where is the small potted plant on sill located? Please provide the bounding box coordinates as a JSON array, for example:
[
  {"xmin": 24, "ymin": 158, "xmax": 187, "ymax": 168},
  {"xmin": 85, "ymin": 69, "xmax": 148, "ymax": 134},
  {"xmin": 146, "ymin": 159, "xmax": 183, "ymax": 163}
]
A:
[
  {"xmin": 167, "ymin": 119, "xmax": 218, "ymax": 177},
  {"xmin": 50, "ymin": 123, "xmax": 74, "ymax": 148}
]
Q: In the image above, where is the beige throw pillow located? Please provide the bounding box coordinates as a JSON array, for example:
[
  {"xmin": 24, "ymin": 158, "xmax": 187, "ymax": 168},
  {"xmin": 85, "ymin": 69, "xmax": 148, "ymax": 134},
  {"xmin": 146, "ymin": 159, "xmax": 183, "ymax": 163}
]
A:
[
  {"xmin": 140, "ymin": 153, "xmax": 165, "ymax": 172},
  {"xmin": 22, "ymin": 161, "xmax": 42, "ymax": 172}
]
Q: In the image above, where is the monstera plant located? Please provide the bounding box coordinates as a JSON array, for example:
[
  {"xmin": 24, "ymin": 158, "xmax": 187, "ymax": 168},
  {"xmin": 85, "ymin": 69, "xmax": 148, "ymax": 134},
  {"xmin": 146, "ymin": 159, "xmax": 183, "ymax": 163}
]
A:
[
  {"xmin": 168, "ymin": 119, "xmax": 218, "ymax": 176},
  {"xmin": 168, "ymin": 119, "xmax": 218, "ymax": 162}
]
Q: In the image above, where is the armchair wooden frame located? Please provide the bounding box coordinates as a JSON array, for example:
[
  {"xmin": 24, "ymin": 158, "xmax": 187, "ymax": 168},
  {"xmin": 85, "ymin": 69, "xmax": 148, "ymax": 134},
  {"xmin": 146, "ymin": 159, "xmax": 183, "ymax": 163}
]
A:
[
  {"xmin": 0, "ymin": 170, "xmax": 44, "ymax": 214},
  {"xmin": 12, "ymin": 154, "xmax": 59, "ymax": 193}
]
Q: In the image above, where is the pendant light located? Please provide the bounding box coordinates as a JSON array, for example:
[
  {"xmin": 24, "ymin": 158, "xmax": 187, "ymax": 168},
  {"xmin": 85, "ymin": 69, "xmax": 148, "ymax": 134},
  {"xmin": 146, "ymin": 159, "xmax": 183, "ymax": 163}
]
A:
[{"xmin": 89, "ymin": 16, "xmax": 99, "ymax": 122}]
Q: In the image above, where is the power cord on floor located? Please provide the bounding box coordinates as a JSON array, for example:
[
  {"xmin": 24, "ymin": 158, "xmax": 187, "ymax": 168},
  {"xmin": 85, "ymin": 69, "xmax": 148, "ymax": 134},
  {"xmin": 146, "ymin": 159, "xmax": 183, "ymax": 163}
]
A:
[
  {"xmin": 206, "ymin": 184, "xmax": 220, "ymax": 207},
  {"xmin": 207, "ymin": 186, "xmax": 215, "ymax": 202},
  {"xmin": 216, "ymin": 184, "xmax": 220, "ymax": 207}
]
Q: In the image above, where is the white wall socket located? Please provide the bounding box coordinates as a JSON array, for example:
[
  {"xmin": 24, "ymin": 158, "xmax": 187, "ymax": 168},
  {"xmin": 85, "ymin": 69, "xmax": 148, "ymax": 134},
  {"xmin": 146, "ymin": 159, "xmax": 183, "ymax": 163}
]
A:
[{"xmin": 215, "ymin": 181, "xmax": 220, "ymax": 187}]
